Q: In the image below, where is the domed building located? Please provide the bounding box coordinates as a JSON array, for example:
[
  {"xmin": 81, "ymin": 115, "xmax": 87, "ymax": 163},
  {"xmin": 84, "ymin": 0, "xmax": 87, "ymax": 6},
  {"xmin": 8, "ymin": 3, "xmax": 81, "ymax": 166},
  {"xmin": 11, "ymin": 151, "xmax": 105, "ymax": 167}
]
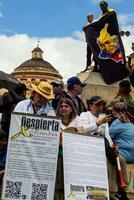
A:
[{"xmin": 12, "ymin": 46, "xmax": 63, "ymax": 86}]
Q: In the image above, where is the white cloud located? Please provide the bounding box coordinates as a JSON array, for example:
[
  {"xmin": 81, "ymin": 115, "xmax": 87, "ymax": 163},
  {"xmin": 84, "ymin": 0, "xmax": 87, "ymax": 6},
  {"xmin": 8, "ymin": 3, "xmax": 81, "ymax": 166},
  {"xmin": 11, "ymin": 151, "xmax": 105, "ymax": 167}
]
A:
[
  {"xmin": 0, "ymin": 33, "xmax": 87, "ymax": 82},
  {"xmin": 118, "ymin": 14, "xmax": 134, "ymax": 54},
  {"xmin": 72, "ymin": 31, "xmax": 85, "ymax": 41}
]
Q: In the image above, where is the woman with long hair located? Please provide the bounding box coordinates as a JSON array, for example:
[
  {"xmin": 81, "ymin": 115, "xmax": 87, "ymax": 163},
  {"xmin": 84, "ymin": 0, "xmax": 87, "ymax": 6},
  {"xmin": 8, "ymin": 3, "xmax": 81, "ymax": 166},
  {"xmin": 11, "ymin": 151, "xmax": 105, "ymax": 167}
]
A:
[
  {"xmin": 55, "ymin": 98, "xmax": 83, "ymax": 200},
  {"xmin": 56, "ymin": 98, "xmax": 82, "ymax": 131}
]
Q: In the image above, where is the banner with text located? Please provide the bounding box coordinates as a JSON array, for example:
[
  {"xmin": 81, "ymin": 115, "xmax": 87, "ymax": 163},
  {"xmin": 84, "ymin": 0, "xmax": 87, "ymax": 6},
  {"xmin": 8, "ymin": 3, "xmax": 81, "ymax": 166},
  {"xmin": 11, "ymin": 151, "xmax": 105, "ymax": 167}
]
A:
[
  {"xmin": 2, "ymin": 113, "xmax": 60, "ymax": 200},
  {"xmin": 63, "ymin": 132, "xmax": 109, "ymax": 200}
]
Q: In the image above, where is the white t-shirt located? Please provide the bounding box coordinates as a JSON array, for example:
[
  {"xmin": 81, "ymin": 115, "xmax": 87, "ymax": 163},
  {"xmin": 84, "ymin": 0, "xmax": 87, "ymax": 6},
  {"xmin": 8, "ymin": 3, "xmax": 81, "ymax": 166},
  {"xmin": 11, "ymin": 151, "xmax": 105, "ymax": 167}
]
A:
[
  {"xmin": 61, "ymin": 115, "xmax": 80, "ymax": 130},
  {"xmin": 80, "ymin": 111, "xmax": 113, "ymax": 145}
]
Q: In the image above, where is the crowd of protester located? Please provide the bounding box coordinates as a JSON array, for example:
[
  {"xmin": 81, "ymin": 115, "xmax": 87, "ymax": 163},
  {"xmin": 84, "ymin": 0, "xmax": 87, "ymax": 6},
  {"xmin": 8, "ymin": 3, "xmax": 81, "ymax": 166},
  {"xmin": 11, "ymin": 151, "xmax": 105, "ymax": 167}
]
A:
[
  {"xmin": 0, "ymin": 76, "xmax": 134, "ymax": 200},
  {"xmin": 0, "ymin": 1, "xmax": 134, "ymax": 199}
]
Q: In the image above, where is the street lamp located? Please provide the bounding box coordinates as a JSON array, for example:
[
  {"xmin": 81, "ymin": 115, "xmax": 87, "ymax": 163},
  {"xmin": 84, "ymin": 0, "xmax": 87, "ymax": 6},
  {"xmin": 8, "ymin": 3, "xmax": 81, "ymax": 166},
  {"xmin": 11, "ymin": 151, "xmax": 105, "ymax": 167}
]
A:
[
  {"xmin": 119, "ymin": 30, "xmax": 130, "ymax": 37},
  {"xmin": 119, "ymin": 30, "xmax": 131, "ymax": 68}
]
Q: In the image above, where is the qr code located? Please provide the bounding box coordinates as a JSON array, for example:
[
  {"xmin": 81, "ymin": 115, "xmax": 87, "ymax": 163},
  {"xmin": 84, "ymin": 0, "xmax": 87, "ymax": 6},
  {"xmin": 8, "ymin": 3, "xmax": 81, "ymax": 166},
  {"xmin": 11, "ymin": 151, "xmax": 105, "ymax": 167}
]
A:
[
  {"xmin": 4, "ymin": 180, "xmax": 22, "ymax": 199},
  {"xmin": 31, "ymin": 183, "xmax": 48, "ymax": 200}
]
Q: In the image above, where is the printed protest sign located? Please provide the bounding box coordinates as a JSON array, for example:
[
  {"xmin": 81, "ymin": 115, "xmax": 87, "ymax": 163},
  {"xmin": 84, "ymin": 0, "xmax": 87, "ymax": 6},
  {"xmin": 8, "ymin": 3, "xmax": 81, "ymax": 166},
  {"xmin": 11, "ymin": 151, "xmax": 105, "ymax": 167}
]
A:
[
  {"xmin": 63, "ymin": 132, "xmax": 109, "ymax": 200},
  {"xmin": 2, "ymin": 113, "xmax": 60, "ymax": 200}
]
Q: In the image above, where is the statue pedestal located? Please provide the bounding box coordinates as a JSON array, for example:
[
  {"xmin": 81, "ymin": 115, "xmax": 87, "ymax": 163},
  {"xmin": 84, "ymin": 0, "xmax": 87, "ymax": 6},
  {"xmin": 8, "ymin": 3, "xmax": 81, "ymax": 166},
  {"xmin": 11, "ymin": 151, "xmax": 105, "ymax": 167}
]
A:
[{"xmin": 77, "ymin": 71, "xmax": 134, "ymax": 103}]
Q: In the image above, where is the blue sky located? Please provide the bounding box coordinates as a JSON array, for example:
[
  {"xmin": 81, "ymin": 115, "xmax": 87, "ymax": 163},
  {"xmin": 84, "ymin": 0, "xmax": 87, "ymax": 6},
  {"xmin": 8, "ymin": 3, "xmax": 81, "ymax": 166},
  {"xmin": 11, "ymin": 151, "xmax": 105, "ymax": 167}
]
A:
[
  {"xmin": 0, "ymin": 0, "xmax": 134, "ymax": 37},
  {"xmin": 0, "ymin": 0, "xmax": 134, "ymax": 81}
]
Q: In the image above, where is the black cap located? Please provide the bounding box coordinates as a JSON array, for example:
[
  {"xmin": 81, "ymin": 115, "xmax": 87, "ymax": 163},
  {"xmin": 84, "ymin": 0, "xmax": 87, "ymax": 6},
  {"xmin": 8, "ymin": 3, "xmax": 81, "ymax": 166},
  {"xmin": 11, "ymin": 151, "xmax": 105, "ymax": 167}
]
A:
[
  {"xmin": 87, "ymin": 96, "xmax": 104, "ymax": 105},
  {"xmin": 67, "ymin": 76, "xmax": 86, "ymax": 87},
  {"xmin": 119, "ymin": 80, "xmax": 131, "ymax": 89},
  {"xmin": 14, "ymin": 83, "xmax": 28, "ymax": 94}
]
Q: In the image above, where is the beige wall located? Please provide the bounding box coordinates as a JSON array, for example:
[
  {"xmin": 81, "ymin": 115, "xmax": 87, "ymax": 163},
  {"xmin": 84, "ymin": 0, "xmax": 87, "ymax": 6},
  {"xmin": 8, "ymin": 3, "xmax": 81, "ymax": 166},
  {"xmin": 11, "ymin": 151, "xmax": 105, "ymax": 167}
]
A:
[{"xmin": 81, "ymin": 84, "xmax": 134, "ymax": 105}]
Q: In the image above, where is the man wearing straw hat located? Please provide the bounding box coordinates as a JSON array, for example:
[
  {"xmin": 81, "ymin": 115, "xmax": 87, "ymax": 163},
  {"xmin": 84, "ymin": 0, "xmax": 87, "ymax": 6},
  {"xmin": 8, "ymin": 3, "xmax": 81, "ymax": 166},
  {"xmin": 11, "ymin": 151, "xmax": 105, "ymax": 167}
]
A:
[{"xmin": 14, "ymin": 81, "xmax": 55, "ymax": 116}]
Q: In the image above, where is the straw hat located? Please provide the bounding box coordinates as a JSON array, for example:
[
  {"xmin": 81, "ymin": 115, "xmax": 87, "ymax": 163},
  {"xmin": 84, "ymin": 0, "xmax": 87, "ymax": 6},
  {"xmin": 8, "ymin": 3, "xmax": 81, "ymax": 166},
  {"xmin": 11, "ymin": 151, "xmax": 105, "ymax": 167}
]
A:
[{"xmin": 31, "ymin": 82, "xmax": 54, "ymax": 100}]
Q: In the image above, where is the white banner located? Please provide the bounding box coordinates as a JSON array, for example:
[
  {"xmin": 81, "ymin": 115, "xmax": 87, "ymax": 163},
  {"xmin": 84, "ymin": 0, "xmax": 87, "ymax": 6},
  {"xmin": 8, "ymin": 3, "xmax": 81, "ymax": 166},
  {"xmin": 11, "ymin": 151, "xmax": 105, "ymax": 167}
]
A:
[
  {"xmin": 2, "ymin": 113, "xmax": 60, "ymax": 200},
  {"xmin": 63, "ymin": 132, "xmax": 109, "ymax": 200}
]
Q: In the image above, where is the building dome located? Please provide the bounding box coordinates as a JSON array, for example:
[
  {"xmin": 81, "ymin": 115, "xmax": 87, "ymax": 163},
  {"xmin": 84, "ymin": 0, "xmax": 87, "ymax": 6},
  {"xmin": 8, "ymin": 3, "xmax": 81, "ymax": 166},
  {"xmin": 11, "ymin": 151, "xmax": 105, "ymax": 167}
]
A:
[
  {"xmin": 32, "ymin": 47, "xmax": 43, "ymax": 53},
  {"xmin": 14, "ymin": 59, "xmax": 60, "ymax": 75},
  {"xmin": 12, "ymin": 46, "xmax": 63, "ymax": 85}
]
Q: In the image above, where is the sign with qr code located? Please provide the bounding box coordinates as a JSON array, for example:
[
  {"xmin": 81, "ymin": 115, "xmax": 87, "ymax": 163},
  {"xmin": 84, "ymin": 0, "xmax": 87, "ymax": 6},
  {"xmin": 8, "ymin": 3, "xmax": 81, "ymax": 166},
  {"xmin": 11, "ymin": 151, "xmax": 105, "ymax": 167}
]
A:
[
  {"xmin": 2, "ymin": 113, "xmax": 60, "ymax": 200},
  {"xmin": 63, "ymin": 132, "xmax": 109, "ymax": 200}
]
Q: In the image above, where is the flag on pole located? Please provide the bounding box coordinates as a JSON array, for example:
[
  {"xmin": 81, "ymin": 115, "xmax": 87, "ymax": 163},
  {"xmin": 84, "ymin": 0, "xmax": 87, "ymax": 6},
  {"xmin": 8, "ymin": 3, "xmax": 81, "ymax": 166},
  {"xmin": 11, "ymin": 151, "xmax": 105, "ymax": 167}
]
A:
[{"xmin": 83, "ymin": 11, "xmax": 128, "ymax": 84}]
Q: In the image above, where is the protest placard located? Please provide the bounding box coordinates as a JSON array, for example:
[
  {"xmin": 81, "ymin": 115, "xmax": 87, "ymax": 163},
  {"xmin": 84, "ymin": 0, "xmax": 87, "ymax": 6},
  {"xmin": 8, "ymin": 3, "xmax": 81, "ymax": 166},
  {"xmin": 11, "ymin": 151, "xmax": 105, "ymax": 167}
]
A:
[
  {"xmin": 2, "ymin": 112, "xmax": 60, "ymax": 200},
  {"xmin": 63, "ymin": 131, "xmax": 109, "ymax": 200}
]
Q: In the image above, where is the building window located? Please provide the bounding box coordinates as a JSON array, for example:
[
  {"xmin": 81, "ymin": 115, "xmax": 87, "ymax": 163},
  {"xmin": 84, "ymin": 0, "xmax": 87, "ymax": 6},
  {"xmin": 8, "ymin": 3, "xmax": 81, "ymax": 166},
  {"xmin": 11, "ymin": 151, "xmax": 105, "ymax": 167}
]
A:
[{"xmin": 34, "ymin": 53, "xmax": 37, "ymax": 57}]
